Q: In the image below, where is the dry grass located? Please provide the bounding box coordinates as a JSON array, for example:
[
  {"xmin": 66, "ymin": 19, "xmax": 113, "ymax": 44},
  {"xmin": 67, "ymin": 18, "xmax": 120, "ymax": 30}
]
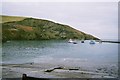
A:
[
  {"xmin": 1, "ymin": 15, "xmax": 26, "ymax": 23},
  {"xmin": 16, "ymin": 25, "xmax": 33, "ymax": 31}
]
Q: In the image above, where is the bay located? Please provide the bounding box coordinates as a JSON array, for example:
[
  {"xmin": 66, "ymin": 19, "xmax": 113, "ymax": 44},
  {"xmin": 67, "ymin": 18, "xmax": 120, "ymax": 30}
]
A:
[{"xmin": 2, "ymin": 40, "xmax": 118, "ymax": 66}]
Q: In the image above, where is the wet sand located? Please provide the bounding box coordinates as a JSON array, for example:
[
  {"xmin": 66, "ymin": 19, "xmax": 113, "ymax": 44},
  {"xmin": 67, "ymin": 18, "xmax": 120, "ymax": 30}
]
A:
[{"xmin": 1, "ymin": 62, "xmax": 118, "ymax": 78}]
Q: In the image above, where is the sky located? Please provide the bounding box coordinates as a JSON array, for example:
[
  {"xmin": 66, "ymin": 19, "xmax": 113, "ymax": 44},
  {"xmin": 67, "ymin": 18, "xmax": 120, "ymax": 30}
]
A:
[{"xmin": 1, "ymin": 1, "xmax": 118, "ymax": 40}]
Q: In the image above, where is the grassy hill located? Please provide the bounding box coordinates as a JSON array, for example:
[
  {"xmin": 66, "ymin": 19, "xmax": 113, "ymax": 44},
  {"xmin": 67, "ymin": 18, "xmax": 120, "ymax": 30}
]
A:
[
  {"xmin": 1, "ymin": 15, "xmax": 99, "ymax": 42},
  {"xmin": 0, "ymin": 15, "xmax": 26, "ymax": 23}
]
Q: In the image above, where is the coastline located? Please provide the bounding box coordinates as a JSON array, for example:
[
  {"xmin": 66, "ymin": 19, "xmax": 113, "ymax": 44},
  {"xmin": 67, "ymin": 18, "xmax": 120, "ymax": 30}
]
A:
[{"xmin": 2, "ymin": 61, "xmax": 118, "ymax": 78}]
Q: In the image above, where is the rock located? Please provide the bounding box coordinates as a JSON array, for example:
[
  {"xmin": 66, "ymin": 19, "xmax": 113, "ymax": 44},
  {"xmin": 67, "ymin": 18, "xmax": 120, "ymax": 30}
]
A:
[
  {"xmin": 69, "ymin": 68, "xmax": 79, "ymax": 70},
  {"xmin": 97, "ymin": 68, "xmax": 102, "ymax": 71},
  {"xmin": 44, "ymin": 69, "xmax": 54, "ymax": 72},
  {"xmin": 54, "ymin": 66, "xmax": 64, "ymax": 69},
  {"xmin": 44, "ymin": 66, "xmax": 64, "ymax": 72}
]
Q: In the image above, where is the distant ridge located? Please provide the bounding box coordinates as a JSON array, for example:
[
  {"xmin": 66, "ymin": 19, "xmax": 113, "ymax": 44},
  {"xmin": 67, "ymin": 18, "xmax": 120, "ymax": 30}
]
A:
[{"xmin": 1, "ymin": 15, "xmax": 99, "ymax": 42}]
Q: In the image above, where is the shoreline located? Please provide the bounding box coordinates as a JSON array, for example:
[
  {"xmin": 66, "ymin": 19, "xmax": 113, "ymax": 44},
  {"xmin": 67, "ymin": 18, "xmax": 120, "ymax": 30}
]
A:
[{"xmin": 2, "ymin": 62, "xmax": 118, "ymax": 78}]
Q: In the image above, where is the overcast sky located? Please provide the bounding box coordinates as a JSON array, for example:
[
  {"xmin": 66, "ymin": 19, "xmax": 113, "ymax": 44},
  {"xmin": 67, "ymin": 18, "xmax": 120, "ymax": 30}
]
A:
[{"xmin": 2, "ymin": 2, "xmax": 118, "ymax": 40}]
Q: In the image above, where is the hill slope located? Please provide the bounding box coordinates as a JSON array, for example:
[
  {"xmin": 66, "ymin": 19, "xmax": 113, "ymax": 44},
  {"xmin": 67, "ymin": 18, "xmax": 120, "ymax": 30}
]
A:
[
  {"xmin": 2, "ymin": 16, "xmax": 99, "ymax": 42},
  {"xmin": 0, "ymin": 15, "xmax": 26, "ymax": 23}
]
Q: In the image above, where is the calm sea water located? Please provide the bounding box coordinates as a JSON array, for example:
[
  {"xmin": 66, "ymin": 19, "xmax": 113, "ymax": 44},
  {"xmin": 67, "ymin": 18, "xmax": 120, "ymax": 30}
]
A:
[{"xmin": 2, "ymin": 40, "xmax": 118, "ymax": 66}]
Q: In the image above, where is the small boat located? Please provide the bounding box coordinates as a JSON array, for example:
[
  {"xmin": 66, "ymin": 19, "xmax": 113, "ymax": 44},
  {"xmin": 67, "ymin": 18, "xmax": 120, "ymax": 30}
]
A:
[
  {"xmin": 89, "ymin": 40, "xmax": 95, "ymax": 44},
  {"xmin": 68, "ymin": 39, "xmax": 77, "ymax": 44},
  {"xmin": 68, "ymin": 39, "xmax": 74, "ymax": 43},
  {"xmin": 81, "ymin": 40, "xmax": 84, "ymax": 43},
  {"xmin": 73, "ymin": 42, "xmax": 77, "ymax": 44}
]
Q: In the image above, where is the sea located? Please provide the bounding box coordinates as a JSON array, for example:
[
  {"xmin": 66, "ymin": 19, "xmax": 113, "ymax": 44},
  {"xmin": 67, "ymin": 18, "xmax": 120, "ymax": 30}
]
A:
[{"xmin": 2, "ymin": 40, "xmax": 118, "ymax": 67}]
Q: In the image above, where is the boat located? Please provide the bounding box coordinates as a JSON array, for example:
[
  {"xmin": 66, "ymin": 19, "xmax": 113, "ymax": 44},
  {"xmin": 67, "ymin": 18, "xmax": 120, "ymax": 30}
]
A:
[
  {"xmin": 81, "ymin": 40, "xmax": 84, "ymax": 43},
  {"xmin": 68, "ymin": 39, "xmax": 74, "ymax": 43},
  {"xmin": 89, "ymin": 40, "xmax": 95, "ymax": 44},
  {"xmin": 73, "ymin": 42, "xmax": 77, "ymax": 44},
  {"xmin": 68, "ymin": 39, "xmax": 77, "ymax": 44}
]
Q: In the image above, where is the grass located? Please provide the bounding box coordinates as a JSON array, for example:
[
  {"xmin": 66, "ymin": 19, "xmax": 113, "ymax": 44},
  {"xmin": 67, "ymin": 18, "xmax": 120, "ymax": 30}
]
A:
[{"xmin": 0, "ymin": 15, "xmax": 26, "ymax": 23}]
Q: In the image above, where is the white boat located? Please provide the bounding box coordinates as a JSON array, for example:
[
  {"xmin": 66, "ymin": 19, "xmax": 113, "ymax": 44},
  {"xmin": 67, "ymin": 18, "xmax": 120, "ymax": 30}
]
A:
[
  {"xmin": 68, "ymin": 39, "xmax": 77, "ymax": 44},
  {"xmin": 89, "ymin": 40, "xmax": 95, "ymax": 44},
  {"xmin": 68, "ymin": 39, "xmax": 74, "ymax": 43}
]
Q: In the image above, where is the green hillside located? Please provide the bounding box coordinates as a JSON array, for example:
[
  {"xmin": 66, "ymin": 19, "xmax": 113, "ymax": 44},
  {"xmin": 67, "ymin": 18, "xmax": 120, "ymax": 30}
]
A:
[{"xmin": 1, "ymin": 16, "xmax": 99, "ymax": 42}]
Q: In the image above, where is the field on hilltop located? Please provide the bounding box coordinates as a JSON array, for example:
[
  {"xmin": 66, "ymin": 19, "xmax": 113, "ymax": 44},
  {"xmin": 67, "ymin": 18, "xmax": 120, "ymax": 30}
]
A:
[{"xmin": 0, "ymin": 15, "xmax": 26, "ymax": 23}]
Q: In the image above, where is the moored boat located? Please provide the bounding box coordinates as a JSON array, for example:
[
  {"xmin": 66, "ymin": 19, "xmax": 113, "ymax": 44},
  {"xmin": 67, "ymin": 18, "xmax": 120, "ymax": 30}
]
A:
[
  {"xmin": 89, "ymin": 40, "xmax": 95, "ymax": 44},
  {"xmin": 68, "ymin": 39, "xmax": 77, "ymax": 44},
  {"xmin": 81, "ymin": 40, "xmax": 84, "ymax": 43},
  {"xmin": 68, "ymin": 39, "xmax": 74, "ymax": 43}
]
